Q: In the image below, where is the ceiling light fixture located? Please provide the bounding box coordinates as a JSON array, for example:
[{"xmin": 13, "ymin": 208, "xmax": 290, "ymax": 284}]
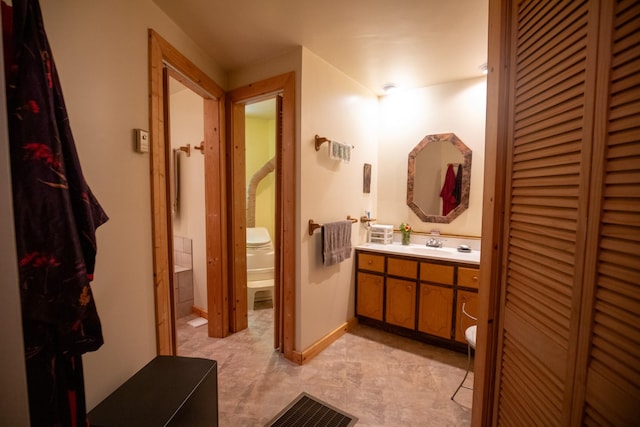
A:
[{"xmin": 480, "ymin": 63, "xmax": 488, "ymax": 75}]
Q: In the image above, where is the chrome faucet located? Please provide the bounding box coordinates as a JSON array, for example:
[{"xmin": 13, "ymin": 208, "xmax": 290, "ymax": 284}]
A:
[{"xmin": 426, "ymin": 238, "xmax": 443, "ymax": 248}]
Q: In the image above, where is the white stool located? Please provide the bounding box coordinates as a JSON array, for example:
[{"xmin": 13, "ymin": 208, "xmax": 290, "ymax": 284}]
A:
[
  {"xmin": 451, "ymin": 303, "xmax": 477, "ymax": 400},
  {"xmin": 247, "ymin": 279, "xmax": 274, "ymax": 310}
]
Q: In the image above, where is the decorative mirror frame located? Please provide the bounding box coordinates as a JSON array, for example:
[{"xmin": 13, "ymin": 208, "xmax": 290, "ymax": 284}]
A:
[{"xmin": 407, "ymin": 133, "xmax": 472, "ymax": 223}]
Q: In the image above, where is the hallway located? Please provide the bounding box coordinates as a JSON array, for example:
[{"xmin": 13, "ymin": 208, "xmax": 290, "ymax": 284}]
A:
[{"xmin": 177, "ymin": 306, "xmax": 473, "ymax": 426}]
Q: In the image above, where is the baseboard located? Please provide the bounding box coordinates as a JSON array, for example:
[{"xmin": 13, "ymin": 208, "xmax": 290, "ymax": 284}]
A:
[
  {"xmin": 292, "ymin": 317, "xmax": 359, "ymax": 365},
  {"xmin": 192, "ymin": 305, "xmax": 208, "ymax": 319}
]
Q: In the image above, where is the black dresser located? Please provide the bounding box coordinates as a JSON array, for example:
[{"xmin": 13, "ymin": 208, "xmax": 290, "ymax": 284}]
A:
[{"xmin": 88, "ymin": 356, "xmax": 218, "ymax": 426}]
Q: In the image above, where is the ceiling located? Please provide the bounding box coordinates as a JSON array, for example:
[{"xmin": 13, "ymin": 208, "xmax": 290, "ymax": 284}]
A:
[{"xmin": 153, "ymin": 0, "xmax": 489, "ymax": 96}]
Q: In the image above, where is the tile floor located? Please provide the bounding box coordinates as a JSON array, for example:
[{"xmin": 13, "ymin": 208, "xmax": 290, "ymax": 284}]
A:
[{"xmin": 177, "ymin": 302, "xmax": 473, "ymax": 426}]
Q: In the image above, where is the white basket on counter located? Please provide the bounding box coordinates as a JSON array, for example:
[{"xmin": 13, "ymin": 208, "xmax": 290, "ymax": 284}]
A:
[{"xmin": 368, "ymin": 224, "xmax": 394, "ymax": 244}]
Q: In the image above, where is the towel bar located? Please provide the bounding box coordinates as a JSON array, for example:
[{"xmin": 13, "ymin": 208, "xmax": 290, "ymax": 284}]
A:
[{"xmin": 308, "ymin": 216, "xmax": 358, "ymax": 236}]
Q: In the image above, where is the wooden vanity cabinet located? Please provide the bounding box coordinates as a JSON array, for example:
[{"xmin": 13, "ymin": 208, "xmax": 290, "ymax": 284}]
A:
[
  {"xmin": 355, "ymin": 249, "xmax": 479, "ymax": 351},
  {"xmin": 418, "ymin": 262, "xmax": 454, "ymax": 339}
]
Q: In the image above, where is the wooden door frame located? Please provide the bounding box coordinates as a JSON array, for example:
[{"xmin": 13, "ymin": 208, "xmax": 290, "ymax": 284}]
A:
[
  {"xmin": 226, "ymin": 73, "xmax": 296, "ymax": 361},
  {"xmin": 472, "ymin": 0, "xmax": 511, "ymax": 425},
  {"xmin": 148, "ymin": 29, "xmax": 228, "ymax": 354}
]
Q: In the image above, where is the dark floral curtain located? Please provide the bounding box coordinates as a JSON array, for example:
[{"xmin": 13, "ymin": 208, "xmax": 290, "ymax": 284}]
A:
[{"xmin": 3, "ymin": 0, "xmax": 108, "ymax": 425}]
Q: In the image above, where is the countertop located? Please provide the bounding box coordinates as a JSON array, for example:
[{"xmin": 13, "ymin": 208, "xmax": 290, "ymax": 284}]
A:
[{"xmin": 355, "ymin": 242, "xmax": 480, "ymax": 265}]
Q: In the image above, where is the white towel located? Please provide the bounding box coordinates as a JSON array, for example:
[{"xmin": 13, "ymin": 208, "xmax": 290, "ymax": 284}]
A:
[
  {"xmin": 341, "ymin": 143, "xmax": 351, "ymax": 163},
  {"xmin": 328, "ymin": 140, "xmax": 351, "ymax": 163},
  {"xmin": 322, "ymin": 220, "xmax": 352, "ymax": 266}
]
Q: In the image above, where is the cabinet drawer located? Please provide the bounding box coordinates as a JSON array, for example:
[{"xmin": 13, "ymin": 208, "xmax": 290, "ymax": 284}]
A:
[
  {"xmin": 458, "ymin": 267, "xmax": 480, "ymax": 289},
  {"xmin": 387, "ymin": 257, "xmax": 418, "ymax": 279},
  {"xmin": 420, "ymin": 262, "xmax": 454, "ymax": 285},
  {"xmin": 358, "ymin": 253, "xmax": 385, "ymax": 273}
]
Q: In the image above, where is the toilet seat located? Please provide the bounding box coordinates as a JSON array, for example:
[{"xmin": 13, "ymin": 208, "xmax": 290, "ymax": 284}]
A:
[{"xmin": 246, "ymin": 227, "xmax": 273, "ymax": 249}]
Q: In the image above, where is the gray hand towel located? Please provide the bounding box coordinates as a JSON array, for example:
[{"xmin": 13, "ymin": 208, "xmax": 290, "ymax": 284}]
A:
[{"xmin": 322, "ymin": 220, "xmax": 352, "ymax": 266}]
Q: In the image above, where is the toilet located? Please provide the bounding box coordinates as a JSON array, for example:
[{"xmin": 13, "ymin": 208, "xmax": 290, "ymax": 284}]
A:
[{"xmin": 246, "ymin": 227, "xmax": 274, "ymax": 310}]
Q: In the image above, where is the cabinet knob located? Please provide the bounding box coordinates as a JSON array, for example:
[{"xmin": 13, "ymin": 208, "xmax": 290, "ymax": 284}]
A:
[{"xmin": 473, "ymin": 276, "xmax": 478, "ymax": 281}]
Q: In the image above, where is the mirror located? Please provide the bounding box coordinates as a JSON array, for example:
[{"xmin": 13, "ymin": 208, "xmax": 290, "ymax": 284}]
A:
[{"xmin": 407, "ymin": 133, "xmax": 471, "ymax": 223}]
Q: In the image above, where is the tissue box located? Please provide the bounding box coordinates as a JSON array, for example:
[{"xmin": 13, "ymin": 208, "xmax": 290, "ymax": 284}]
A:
[{"xmin": 369, "ymin": 224, "xmax": 394, "ymax": 244}]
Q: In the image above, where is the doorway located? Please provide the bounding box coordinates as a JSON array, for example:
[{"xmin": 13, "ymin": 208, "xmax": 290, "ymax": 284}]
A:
[
  {"xmin": 167, "ymin": 76, "xmax": 208, "ymax": 329},
  {"xmin": 148, "ymin": 30, "xmax": 227, "ymax": 354},
  {"xmin": 227, "ymin": 73, "xmax": 296, "ymax": 360},
  {"xmin": 245, "ymin": 98, "xmax": 277, "ymax": 320},
  {"xmin": 149, "ymin": 31, "xmax": 297, "ymax": 360}
]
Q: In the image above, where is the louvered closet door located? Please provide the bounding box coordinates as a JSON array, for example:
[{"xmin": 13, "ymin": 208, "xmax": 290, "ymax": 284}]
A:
[
  {"xmin": 495, "ymin": 1, "xmax": 599, "ymax": 424},
  {"xmin": 579, "ymin": 1, "xmax": 640, "ymax": 424}
]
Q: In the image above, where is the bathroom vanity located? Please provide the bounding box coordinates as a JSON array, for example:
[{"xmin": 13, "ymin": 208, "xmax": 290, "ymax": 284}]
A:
[{"xmin": 355, "ymin": 242, "xmax": 480, "ymax": 351}]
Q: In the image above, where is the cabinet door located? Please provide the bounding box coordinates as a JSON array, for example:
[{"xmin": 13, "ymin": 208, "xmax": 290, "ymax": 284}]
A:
[
  {"xmin": 418, "ymin": 284, "xmax": 453, "ymax": 339},
  {"xmin": 455, "ymin": 290, "xmax": 478, "ymax": 344},
  {"xmin": 385, "ymin": 277, "xmax": 416, "ymax": 329},
  {"xmin": 356, "ymin": 272, "xmax": 384, "ymax": 321}
]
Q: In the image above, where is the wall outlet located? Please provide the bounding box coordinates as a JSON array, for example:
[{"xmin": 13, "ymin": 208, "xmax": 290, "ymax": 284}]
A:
[{"xmin": 135, "ymin": 129, "xmax": 149, "ymax": 153}]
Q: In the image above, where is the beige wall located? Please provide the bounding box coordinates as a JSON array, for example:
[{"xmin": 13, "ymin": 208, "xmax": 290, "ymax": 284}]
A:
[
  {"xmin": 298, "ymin": 48, "xmax": 379, "ymax": 349},
  {"xmin": 169, "ymin": 83, "xmax": 207, "ymax": 309},
  {"xmin": 30, "ymin": 0, "xmax": 226, "ymax": 410},
  {"xmin": 231, "ymin": 47, "xmax": 380, "ymax": 351},
  {"xmin": 0, "ymin": 30, "xmax": 30, "ymax": 423},
  {"xmin": 378, "ymin": 77, "xmax": 487, "ymax": 237}
]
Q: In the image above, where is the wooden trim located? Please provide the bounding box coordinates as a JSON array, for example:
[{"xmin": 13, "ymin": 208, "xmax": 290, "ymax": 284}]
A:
[
  {"xmin": 148, "ymin": 29, "xmax": 227, "ymax": 354},
  {"xmin": 148, "ymin": 30, "xmax": 175, "ymax": 355},
  {"xmin": 226, "ymin": 72, "xmax": 297, "ymax": 361},
  {"xmin": 560, "ymin": 1, "xmax": 602, "ymax": 423},
  {"xmin": 274, "ymin": 94, "xmax": 283, "ymax": 350},
  {"xmin": 227, "ymin": 103, "xmax": 247, "ymax": 332},
  {"xmin": 152, "ymin": 33, "xmax": 224, "ymax": 100},
  {"xmin": 570, "ymin": 1, "xmax": 612, "ymax": 423},
  {"xmin": 204, "ymin": 93, "xmax": 229, "ymax": 338},
  {"xmin": 472, "ymin": 0, "xmax": 512, "ymax": 425},
  {"xmin": 278, "ymin": 73, "xmax": 296, "ymax": 361},
  {"xmin": 192, "ymin": 306, "xmax": 208, "ymax": 320},
  {"xmin": 294, "ymin": 318, "xmax": 359, "ymax": 365}
]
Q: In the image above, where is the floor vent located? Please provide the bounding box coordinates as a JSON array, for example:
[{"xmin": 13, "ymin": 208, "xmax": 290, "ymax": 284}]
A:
[{"xmin": 266, "ymin": 392, "xmax": 358, "ymax": 426}]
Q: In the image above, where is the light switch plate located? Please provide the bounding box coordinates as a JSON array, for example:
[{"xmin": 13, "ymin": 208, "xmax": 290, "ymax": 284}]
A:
[{"xmin": 135, "ymin": 129, "xmax": 149, "ymax": 153}]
